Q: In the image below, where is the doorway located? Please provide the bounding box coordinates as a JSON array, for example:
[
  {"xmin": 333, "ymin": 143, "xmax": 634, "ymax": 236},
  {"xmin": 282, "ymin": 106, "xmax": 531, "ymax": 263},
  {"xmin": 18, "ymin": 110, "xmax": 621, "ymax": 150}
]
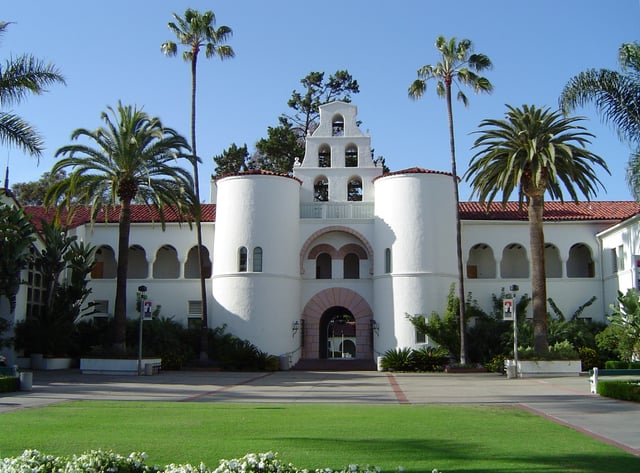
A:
[{"xmin": 319, "ymin": 306, "xmax": 356, "ymax": 359}]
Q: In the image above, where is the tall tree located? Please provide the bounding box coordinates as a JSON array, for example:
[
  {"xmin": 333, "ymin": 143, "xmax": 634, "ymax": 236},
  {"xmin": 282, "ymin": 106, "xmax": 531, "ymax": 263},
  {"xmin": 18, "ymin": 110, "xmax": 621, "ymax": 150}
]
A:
[
  {"xmin": 213, "ymin": 143, "xmax": 251, "ymax": 177},
  {"xmin": 255, "ymin": 118, "xmax": 305, "ymax": 174},
  {"xmin": 0, "ymin": 22, "xmax": 65, "ymax": 158},
  {"xmin": 162, "ymin": 8, "xmax": 234, "ymax": 360},
  {"xmin": 12, "ymin": 170, "xmax": 66, "ymax": 205},
  {"xmin": 253, "ymin": 70, "xmax": 360, "ymax": 173},
  {"xmin": 559, "ymin": 42, "xmax": 640, "ymax": 198},
  {"xmin": 285, "ymin": 70, "xmax": 360, "ymax": 136},
  {"xmin": 408, "ymin": 35, "xmax": 493, "ymax": 364},
  {"xmin": 465, "ymin": 104, "xmax": 609, "ymax": 355},
  {"xmin": 45, "ymin": 103, "xmax": 194, "ymax": 353}
]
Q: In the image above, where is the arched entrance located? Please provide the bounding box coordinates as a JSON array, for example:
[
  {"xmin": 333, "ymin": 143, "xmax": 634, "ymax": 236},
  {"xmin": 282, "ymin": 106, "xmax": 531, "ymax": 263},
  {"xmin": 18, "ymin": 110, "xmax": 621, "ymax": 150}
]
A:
[
  {"xmin": 320, "ymin": 307, "xmax": 356, "ymax": 359},
  {"xmin": 301, "ymin": 287, "xmax": 373, "ymax": 360}
]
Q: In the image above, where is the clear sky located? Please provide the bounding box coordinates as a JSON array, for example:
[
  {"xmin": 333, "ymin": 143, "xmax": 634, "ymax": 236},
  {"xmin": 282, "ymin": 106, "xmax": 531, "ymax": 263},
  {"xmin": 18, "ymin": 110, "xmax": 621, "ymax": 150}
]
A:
[{"xmin": 2, "ymin": 0, "xmax": 639, "ymax": 202}]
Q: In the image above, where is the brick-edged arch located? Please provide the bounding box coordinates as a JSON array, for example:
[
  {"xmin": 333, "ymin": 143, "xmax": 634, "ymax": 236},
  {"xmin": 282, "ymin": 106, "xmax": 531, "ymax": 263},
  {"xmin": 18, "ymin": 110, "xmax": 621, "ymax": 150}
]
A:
[
  {"xmin": 307, "ymin": 243, "xmax": 339, "ymax": 259},
  {"xmin": 338, "ymin": 243, "xmax": 368, "ymax": 259},
  {"xmin": 301, "ymin": 287, "xmax": 373, "ymax": 360},
  {"xmin": 300, "ymin": 225, "xmax": 374, "ymax": 274}
]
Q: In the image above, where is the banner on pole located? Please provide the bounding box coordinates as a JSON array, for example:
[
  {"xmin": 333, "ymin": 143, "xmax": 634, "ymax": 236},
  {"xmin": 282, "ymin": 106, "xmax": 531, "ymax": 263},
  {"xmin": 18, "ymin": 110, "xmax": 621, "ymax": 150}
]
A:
[{"xmin": 503, "ymin": 298, "xmax": 514, "ymax": 321}]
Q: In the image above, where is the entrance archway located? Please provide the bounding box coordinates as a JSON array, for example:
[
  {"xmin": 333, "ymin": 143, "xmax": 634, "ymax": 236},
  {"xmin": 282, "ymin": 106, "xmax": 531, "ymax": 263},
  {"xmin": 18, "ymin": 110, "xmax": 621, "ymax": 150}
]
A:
[
  {"xmin": 301, "ymin": 287, "xmax": 373, "ymax": 360},
  {"xmin": 320, "ymin": 307, "xmax": 356, "ymax": 359}
]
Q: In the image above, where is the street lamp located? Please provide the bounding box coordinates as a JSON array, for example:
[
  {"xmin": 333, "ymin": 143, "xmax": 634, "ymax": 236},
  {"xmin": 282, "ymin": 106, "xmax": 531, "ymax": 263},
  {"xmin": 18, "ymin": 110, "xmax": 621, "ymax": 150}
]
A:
[
  {"xmin": 137, "ymin": 285, "xmax": 147, "ymax": 376},
  {"xmin": 510, "ymin": 284, "xmax": 519, "ymax": 378}
]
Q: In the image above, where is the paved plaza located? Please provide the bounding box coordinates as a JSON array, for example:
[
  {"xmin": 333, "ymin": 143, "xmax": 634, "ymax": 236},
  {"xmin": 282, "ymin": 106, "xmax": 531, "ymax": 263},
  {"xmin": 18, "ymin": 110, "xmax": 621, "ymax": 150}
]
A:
[{"xmin": 1, "ymin": 370, "xmax": 639, "ymax": 457}]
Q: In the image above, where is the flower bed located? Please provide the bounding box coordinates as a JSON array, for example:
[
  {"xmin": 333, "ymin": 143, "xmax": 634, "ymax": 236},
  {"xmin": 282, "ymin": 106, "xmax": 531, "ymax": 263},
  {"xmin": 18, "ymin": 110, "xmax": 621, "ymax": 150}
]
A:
[{"xmin": 0, "ymin": 451, "xmax": 435, "ymax": 473}]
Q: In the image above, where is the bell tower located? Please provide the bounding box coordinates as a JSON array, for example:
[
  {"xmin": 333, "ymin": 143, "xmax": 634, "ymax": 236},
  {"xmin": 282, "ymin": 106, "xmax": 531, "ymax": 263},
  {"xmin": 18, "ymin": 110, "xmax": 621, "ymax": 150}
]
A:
[{"xmin": 293, "ymin": 101, "xmax": 383, "ymax": 203}]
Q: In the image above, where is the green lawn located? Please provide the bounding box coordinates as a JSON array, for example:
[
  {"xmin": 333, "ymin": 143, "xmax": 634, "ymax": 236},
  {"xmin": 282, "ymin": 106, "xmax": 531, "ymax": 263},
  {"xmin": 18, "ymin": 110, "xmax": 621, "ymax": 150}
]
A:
[{"xmin": 0, "ymin": 402, "xmax": 638, "ymax": 472}]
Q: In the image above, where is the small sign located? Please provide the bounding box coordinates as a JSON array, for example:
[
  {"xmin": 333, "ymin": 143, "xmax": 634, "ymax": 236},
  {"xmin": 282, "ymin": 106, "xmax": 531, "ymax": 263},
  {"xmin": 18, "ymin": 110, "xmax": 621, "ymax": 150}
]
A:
[
  {"xmin": 503, "ymin": 298, "xmax": 515, "ymax": 321},
  {"xmin": 144, "ymin": 301, "xmax": 153, "ymax": 319}
]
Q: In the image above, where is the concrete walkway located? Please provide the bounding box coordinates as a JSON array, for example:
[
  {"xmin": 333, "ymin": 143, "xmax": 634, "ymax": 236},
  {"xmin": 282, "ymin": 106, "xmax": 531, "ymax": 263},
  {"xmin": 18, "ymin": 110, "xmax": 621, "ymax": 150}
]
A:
[{"xmin": 1, "ymin": 370, "xmax": 639, "ymax": 456}]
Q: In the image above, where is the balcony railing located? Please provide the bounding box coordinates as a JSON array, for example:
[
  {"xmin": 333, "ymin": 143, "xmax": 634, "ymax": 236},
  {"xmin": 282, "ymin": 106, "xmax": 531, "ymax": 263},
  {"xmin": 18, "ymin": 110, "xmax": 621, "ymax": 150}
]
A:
[{"xmin": 300, "ymin": 202, "xmax": 374, "ymax": 219}]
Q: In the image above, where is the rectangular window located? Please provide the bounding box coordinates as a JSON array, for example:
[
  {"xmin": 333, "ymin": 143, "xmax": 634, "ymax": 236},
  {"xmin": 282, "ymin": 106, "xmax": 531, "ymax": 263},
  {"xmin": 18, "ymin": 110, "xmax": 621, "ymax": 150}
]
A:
[
  {"xmin": 617, "ymin": 245, "xmax": 625, "ymax": 271},
  {"xmin": 416, "ymin": 329, "xmax": 426, "ymax": 344},
  {"xmin": 93, "ymin": 300, "xmax": 109, "ymax": 314},
  {"xmin": 384, "ymin": 248, "xmax": 392, "ymax": 274},
  {"xmin": 188, "ymin": 300, "xmax": 202, "ymax": 316}
]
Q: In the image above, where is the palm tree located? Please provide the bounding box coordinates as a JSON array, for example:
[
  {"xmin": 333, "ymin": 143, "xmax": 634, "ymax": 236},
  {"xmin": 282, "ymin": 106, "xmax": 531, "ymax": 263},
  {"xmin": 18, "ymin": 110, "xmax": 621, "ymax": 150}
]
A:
[
  {"xmin": 408, "ymin": 35, "xmax": 493, "ymax": 364},
  {"xmin": 161, "ymin": 8, "xmax": 234, "ymax": 361},
  {"xmin": 45, "ymin": 103, "xmax": 194, "ymax": 353},
  {"xmin": 464, "ymin": 104, "xmax": 609, "ymax": 354},
  {"xmin": 559, "ymin": 42, "xmax": 640, "ymax": 198},
  {"xmin": 0, "ymin": 22, "xmax": 65, "ymax": 158}
]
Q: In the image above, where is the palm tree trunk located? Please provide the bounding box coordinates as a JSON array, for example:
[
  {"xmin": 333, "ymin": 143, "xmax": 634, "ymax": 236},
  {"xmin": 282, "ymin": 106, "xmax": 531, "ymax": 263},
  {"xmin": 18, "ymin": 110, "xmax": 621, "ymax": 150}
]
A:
[
  {"xmin": 528, "ymin": 194, "xmax": 548, "ymax": 355},
  {"xmin": 190, "ymin": 53, "xmax": 210, "ymax": 361},
  {"xmin": 113, "ymin": 200, "xmax": 132, "ymax": 353},
  {"xmin": 445, "ymin": 81, "xmax": 467, "ymax": 365}
]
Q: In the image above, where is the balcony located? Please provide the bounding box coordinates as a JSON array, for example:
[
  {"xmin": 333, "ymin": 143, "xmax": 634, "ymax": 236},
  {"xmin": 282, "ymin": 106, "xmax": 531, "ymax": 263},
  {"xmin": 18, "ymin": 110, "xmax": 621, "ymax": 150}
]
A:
[{"xmin": 301, "ymin": 202, "xmax": 374, "ymax": 219}]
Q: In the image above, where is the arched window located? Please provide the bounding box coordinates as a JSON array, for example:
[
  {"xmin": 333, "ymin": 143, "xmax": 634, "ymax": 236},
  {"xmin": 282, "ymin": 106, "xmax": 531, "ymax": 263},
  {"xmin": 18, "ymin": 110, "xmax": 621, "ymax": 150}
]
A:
[
  {"xmin": 184, "ymin": 246, "xmax": 212, "ymax": 279},
  {"xmin": 545, "ymin": 243, "xmax": 562, "ymax": 278},
  {"xmin": 332, "ymin": 115, "xmax": 344, "ymax": 136},
  {"xmin": 500, "ymin": 243, "xmax": 529, "ymax": 278},
  {"xmin": 343, "ymin": 253, "xmax": 360, "ymax": 279},
  {"xmin": 316, "ymin": 253, "xmax": 332, "ymax": 279},
  {"xmin": 567, "ymin": 243, "xmax": 595, "ymax": 278},
  {"xmin": 253, "ymin": 247, "xmax": 263, "ymax": 272},
  {"xmin": 153, "ymin": 245, "xmax": 179, "ymax": 279},
  {"xmin": 238, "ymin": 246, "xmax": 248, "ymax": 272},
  {"xmin": 314, "ymin": 176, "xmax": 329, "ymax": 202},
  {"xmin": 318, "ymin": 144, "xmax": 331, "ymax": 167},
  {"xmin": 467, "ymin": 243, "xmax": 496, "ymax": 279},
  {"xmin": 385, "ymin": 248, "xmax": 392, "ymax": 274},
  {"xmin": 347, "ymin": 177, "xmax": 362, "ymax": 201},
  {"xmin": 92, "ymin": 245, "xmax": 117, "ymax": 279},
  {"xmin": 345, "ymin": 145, "xmax": 358, "ymax": 167},
  {"xmin": 127, "ymin": 245, "xmax": 148, "ymax": 278}
]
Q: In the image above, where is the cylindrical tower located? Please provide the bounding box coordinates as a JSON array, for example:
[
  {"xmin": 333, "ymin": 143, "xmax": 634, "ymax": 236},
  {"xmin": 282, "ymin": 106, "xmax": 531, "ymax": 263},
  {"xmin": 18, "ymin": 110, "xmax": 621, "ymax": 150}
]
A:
[
  {"xmin": 373, "ymin": 168, "xmax": 458, "ymax": 353},
  {"xmin": 212, "ymin": 171, "xmax": 301, "ymax": 357}
]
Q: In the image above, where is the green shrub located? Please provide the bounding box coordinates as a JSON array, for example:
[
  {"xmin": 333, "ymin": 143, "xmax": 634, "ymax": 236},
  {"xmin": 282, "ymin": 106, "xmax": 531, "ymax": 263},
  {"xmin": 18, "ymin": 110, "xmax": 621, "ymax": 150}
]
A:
[
  {"xmin": 605, "ymin": 360, "xmax": 628, "ymax": 369},
  {"xmin": 412, "ymin": 346, "xmax": 449, "ymax": 372},
  {"xmin": 578, "ymin": 347, "xmax": 599, "ymax": 371},
  {"xmin": 0, "ymin": 375, "xmax": 19, "ymax": 393},
  {"xmin": 381, "ymin": 347, "xmax": 415, "ymax": 371},
  {"xmin": 597, "ymin": 380, "xmax": 640, "ymax": 402},
  {"xmin": 485, "ymin": 354, "xmax": 507, "ymax": 373},
  {"xmin": 628, "ymin": 361, "xmax": 640, "ymax": 369}
]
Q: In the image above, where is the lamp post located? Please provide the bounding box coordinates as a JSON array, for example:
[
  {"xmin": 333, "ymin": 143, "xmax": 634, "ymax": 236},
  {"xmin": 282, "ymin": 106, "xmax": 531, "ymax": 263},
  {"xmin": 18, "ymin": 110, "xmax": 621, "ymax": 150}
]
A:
[
  {"xmin": 137, "ymin": 285, "xmax": 147, "ymax": 376},
  {"xmin": 510, "ymin": 284, "xmax": 519, "ymax": 378}
]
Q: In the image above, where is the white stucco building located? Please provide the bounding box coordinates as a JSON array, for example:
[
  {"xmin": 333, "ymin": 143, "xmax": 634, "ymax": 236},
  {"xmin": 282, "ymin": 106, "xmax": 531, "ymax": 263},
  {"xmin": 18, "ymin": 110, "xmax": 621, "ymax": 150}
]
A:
[{"xmin": 3, "ymin": 101, "xmax": 640, "ymax": 367}]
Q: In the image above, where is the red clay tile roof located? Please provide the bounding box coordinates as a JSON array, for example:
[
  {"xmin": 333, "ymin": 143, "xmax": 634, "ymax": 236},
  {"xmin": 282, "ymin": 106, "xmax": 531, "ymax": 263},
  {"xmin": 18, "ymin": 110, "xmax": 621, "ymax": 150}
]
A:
[
  {"xmin": 22, "ymin": 200, "xmax": 640, "ymax": 231},
  {"xmin": 459, "ymin": 201, "xmax": 640, "ymax": 222},
  {"xmin": 24, "ymin": 204, "xmax": 216, "ymax": 230},
  {"xmin": 373, "ymin": 167, "xmax": 454, "ymax": 182}
]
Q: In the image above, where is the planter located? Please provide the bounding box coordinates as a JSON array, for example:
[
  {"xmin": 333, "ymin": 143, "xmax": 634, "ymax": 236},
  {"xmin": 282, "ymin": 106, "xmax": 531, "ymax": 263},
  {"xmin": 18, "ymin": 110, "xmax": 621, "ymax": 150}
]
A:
[
  {"xmin": 80, "ymin": 357, "xmax": 162, "ymax": 375},
  {"xmin": 32, "ymin": 355, "xmax": 76, "ymax": 370},
  {"xmin": 511, "ymin": 359, "xmax": 582, "ymax": 378}
]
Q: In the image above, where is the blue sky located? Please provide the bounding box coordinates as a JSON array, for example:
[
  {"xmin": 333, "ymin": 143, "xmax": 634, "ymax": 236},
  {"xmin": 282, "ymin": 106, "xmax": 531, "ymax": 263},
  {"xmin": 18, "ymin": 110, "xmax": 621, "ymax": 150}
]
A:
[{"xmin": 2, "ymin": 0, "xmax": 639, "ymax": 202}]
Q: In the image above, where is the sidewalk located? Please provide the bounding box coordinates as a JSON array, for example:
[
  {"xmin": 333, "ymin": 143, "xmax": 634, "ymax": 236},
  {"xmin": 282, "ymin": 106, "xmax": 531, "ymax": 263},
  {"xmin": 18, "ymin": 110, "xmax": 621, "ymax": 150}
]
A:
[{"xmin": 1, "ymin": 369, "xmax": 639, "ymax": 456}]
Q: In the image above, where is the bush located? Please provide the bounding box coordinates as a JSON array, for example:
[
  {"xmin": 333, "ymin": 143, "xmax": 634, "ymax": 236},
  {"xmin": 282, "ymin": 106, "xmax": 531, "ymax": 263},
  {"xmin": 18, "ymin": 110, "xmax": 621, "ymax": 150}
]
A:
[
  {"xmin": 412, "ymin": 346, "xmax": 449, "ymax": 372},
  {"xmin": 597, "ymin": 380, "xmax": 640, "ymax": 402},
  {"xmin": 485, "ymin": 354, "xmax": 507, "ymax": 373},
  {"xmin": 628, "ymin": 361, "xmax": 640, "ymax": 369},
  {"xmin": 0, "ymin": 375, "xmax": 19, "ymax": 393},
  {"xmin": 605, "ymin": 360, "xmax": 628, "ymax": 369},
  {"xmin": 380, "ymin": 347, "xmax": 415, "ymax": 371},
  {"xmin": 578, "ymin": 347, "xmax": 599, "ymax": 371}
]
